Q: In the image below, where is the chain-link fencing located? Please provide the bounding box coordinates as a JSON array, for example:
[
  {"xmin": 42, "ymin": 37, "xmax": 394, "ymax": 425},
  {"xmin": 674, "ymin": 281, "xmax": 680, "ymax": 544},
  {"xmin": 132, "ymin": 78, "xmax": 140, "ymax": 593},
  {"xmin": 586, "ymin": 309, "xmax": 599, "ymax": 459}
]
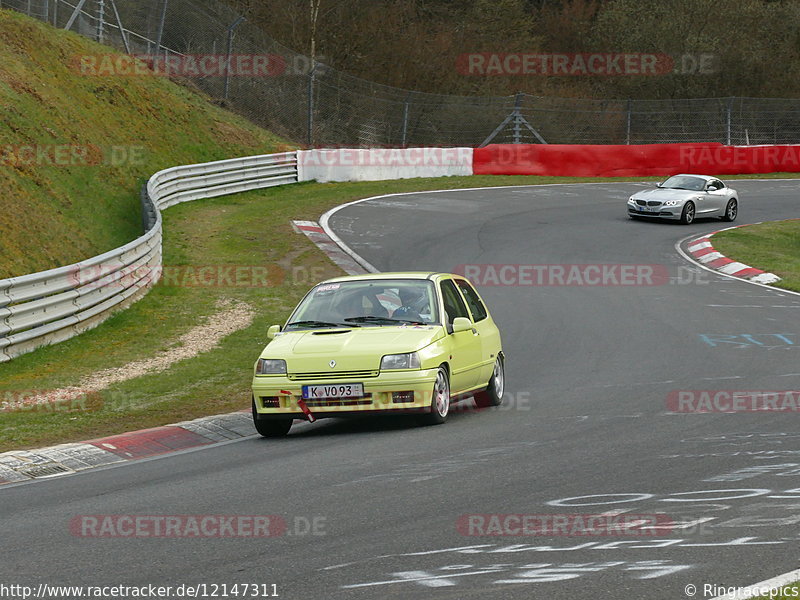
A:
[{"xmin": 4, "ymin": 0, "xmax": 800, "ymax": 147}]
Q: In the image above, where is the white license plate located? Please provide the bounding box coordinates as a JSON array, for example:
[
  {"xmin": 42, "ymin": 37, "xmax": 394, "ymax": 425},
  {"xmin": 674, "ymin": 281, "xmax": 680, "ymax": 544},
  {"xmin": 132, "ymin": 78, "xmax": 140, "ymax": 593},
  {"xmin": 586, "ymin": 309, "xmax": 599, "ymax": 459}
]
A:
[{"xmin": 302, "ymin": 383, "xmax": 364, "ymax": 399}]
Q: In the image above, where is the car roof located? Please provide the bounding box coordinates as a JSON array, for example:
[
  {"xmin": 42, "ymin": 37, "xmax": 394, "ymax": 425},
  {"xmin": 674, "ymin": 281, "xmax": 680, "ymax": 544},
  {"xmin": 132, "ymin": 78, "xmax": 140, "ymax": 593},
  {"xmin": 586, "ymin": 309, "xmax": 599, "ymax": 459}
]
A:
[{"xmin": 321, "ymin": 272, "xmax": 457, "ymax": 284}]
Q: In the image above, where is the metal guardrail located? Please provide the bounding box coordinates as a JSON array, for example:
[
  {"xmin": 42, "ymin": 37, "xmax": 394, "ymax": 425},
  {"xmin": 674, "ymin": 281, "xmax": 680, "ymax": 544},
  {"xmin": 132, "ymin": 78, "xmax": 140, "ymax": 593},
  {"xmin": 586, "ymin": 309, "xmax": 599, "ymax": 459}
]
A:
[{"xmin": 0, "ymin": 151, "xmax": 298, "ymax": 362}]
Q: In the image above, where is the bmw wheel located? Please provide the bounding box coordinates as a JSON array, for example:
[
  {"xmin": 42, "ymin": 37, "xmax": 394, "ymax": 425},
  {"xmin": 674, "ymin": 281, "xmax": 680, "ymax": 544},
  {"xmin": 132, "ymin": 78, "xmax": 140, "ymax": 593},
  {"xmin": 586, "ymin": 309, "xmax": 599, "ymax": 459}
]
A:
[
  {"xmin": 722, "ymin": 198, "xmax": 738, "ymax": 222},
  {"xmin": 680, "ymin": 201, "xmax": 695, "ymax": 225}
]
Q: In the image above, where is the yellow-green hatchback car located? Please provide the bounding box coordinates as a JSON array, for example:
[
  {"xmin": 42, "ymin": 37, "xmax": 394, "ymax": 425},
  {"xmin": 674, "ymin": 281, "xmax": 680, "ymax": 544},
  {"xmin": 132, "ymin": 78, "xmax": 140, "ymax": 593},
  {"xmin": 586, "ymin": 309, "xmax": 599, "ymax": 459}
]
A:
[{"xmin": 251, "ymin": 272, "xmax": 504, "ymax": 437}]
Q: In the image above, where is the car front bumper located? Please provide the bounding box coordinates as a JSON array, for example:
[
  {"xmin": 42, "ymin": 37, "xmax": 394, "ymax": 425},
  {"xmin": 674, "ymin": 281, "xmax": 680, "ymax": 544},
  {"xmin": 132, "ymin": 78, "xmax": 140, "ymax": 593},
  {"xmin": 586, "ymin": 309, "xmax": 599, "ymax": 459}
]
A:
[
  {"xmin": 628, "ymin": 202, "xmax": 679, "ymax": 220},
  {"xmin": 251, "ymin": 368, "xmax": 440, "ymax": 420}
]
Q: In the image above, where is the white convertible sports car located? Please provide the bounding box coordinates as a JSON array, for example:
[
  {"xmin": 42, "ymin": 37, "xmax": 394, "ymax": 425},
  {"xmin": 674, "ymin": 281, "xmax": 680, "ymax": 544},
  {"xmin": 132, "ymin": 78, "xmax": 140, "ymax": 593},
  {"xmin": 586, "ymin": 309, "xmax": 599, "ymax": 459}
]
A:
[{"xmin": 627, "ymin": 174, "xmax": 739, "ymax": 224}]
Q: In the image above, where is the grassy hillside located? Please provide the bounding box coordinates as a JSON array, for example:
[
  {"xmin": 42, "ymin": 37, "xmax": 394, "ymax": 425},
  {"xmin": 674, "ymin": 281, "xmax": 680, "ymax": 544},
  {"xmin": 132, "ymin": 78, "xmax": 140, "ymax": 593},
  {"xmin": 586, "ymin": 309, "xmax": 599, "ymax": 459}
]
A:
[{"xmin": 0, "ymin": 8, "xmax": 289, "ymax": 279}]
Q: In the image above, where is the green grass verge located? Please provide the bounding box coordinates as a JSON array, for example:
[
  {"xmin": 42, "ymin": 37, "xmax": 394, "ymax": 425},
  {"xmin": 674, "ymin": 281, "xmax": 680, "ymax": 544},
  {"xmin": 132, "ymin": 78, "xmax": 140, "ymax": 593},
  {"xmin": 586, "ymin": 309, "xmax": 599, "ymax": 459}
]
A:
[
  {"xmin": 0, "ymin": 173, "xmax": 678, "ymax": 451},
  {"xmin": 712, "ymin": 220, "xmax": 800, "ymax": 293},
  {"xmin": 0, "ymin": 8, "xmax": 290, "ymax": 278}
]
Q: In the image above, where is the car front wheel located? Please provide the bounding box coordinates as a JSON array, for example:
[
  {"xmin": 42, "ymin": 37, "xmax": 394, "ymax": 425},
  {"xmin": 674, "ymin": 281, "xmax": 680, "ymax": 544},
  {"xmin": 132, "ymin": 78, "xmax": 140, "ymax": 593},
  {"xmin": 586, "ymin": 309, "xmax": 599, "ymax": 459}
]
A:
[
  {"xmin": 419, "ymin": 367, "xmax": 450, "ymax": 426},
  {"xmin": 680, "ymin": 201, "xmax": 695, "ymax": 225},
  {"xmin": 252, "ymin": 398, "xmax": 292, "ymax": 437}
]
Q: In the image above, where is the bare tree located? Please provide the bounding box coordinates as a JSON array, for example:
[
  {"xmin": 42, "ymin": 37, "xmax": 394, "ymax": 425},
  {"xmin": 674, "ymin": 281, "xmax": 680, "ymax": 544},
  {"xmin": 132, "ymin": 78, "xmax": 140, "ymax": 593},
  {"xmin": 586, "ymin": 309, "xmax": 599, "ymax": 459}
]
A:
[{"xmin": 309, "ymin": 0, "xmax": 321, "ymax": 63}]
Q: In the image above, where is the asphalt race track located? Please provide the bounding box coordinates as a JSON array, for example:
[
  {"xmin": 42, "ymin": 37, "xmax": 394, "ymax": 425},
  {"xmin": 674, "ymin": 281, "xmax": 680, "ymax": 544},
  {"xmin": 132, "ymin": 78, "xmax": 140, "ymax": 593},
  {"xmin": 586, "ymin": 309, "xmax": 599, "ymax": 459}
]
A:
[{"xmin": 2, "ymin": 180, "xmax": 800, "ymax": 599}]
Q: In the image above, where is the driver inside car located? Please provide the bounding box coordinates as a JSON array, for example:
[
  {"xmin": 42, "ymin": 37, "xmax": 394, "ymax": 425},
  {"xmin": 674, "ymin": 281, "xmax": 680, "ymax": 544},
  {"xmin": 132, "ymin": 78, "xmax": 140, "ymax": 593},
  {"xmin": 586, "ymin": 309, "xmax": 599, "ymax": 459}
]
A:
[{"xmin": 392, "ymin": 287, "xmax": 427, "ymax": 322}]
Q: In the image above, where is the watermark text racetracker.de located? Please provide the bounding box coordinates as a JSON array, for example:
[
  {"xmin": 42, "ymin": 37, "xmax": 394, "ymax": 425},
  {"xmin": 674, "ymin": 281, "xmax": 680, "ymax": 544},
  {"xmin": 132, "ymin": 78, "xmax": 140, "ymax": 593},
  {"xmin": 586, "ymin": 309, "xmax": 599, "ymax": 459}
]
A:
[
  {"xmin": 667, "ymin": 390, "xmax": 800, "ymax": 413},
  {"xmin": 457, "ymin": 513, "xmax": 674, "ymax": 536},
  {"xmin": 0, "ymin": 389, "xmax": 100, "ymax": 413},
  {"xmin": 455, "ymin": 264, "xmax": 710, "ymax": 286},
  {"xmin": 680, "ymin": 144, "xmax": 800, "ymax": 172},
  {"xmin": 457, "ymin": 52, "xmax": 716, "ymax": 76},
  {"xmin": 69, "ymin": 514, "xmax": 326, "ymax": 538},
  {"xmin": 67, "ymin": 264, "xmax": 294, "ymax": 289},
  {"xmin": 73, "ymin": 53, "xmax": 320, "ymax": 77},
  {"xmin": 0, "ymin": 144, "xmax": 145, "ymax": 167},
  {"xmin": 0, "ymin": 583, "xmax": 279, "ymax": 599}
]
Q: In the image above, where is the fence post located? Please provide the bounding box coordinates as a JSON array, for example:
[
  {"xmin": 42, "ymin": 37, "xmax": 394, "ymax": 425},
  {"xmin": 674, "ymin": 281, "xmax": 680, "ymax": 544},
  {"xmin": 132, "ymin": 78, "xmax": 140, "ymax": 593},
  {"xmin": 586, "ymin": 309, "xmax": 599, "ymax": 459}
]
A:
[
  {"xmin": 109, "ymin": 0, "xmax": 129, "ymax": 53},
  {"xmin": 400, "ymin": 94, "xmax": 410, "ymax": 147},
  {"xmin": 154, "ymin": 0, "xmax": 167, "ymax": 54},
  {"xmin": 726, "ymin": 97, "xmax": 733, "ymax": 145},
  {"xmin": 63, "ymin": 0, "xmax": 88, "ymax": 32},
  {"xmin": 224, "ymin": 15, "xmax": 246, "ymax": 101},
  {"xmin": 626, "ymin": 99, "xmax": 632, "ymax": 145},
  {"xmin": 307, "ymin": 62, "xmax": 316, "ymax": 146},
  {"xmin": 512, "ymin": 92, "xmax": 523, "ymax": 144},
  {"xmin": 96, "ymin": 0, "xmax": 104, "ymax": 43}
]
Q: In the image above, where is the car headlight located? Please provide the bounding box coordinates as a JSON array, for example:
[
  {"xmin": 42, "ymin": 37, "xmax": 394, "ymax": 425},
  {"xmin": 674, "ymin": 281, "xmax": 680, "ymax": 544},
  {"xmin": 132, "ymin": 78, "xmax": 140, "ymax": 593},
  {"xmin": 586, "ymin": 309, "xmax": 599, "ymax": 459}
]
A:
[
  {"xmin": 664, "ymin": 200, "xmax": 681, "ymax": 206},
  {"xmin": 255, "ymin": 358, "xmax": 287, "ymax": 375},
  {"xmin": 628, "ymin": 196, "xmax": 636, "ymax": 203},
  {"xmin": 380, "ymin": 352, "xmax": 421, "ymax": 370}
]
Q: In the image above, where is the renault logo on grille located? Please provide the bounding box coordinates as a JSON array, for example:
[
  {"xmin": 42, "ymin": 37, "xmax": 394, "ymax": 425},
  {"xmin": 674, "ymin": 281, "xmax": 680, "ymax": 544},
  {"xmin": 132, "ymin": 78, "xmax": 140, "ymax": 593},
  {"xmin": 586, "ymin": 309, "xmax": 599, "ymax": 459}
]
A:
[{"xmin": 329, "ymin": 360, "xmax": 336, "ymax": 368}]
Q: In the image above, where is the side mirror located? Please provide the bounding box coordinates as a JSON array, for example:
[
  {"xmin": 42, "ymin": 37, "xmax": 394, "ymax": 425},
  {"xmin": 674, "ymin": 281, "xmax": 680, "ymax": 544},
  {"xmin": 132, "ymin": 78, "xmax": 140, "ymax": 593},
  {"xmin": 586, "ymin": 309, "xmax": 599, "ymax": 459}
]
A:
[
  {"xmin": 655, "ymin": 182, "xmax": 663, "ymax": 188},
  {"xmin": 452, "ymin": 317, "xmax": 473, "ymax": 334},
  {"xmin": 267, "ymin": 324, "xmax": 281, "ymax": 339}
]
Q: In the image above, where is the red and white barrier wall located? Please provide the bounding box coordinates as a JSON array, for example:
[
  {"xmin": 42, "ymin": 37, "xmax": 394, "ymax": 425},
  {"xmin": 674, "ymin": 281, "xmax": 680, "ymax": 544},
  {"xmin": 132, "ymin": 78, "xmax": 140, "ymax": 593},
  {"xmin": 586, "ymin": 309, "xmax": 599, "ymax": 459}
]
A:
[
  {"xmin": 298, "ymin": 147, "xmax": 473, "ymax": 182},
  {"xmin": 473, "ymin": 143, "xmax": 800, "ymax": 177},
  {"xmin": 297, "ymin": 144, "xmax": 800, "ymax": 181}
]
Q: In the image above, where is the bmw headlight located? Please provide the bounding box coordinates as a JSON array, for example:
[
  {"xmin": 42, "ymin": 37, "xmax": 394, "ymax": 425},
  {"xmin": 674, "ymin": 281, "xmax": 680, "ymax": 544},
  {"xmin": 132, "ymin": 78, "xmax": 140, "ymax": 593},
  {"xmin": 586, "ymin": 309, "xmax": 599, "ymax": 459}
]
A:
[
  {"xmin": 255, "ymin": 358, "xmax": 287, "ymax": 375},
  {"xmin": 663, "ymin": 200, "xmax": 681, "ymax": 206},
  {"xmin": 380, "ymin": 352, "xmax": 421, "ymax": 370},
  {"xmin": 628, "ymin": 196, "xmax": 636, "ymax": 203}
]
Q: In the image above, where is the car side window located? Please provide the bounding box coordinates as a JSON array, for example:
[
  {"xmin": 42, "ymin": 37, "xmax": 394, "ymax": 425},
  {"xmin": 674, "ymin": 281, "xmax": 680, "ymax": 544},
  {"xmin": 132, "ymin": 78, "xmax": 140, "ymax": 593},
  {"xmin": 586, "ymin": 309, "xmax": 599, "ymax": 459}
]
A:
[
  {"xmin": 440, "ymin": 279, "xmax": 470, "ymax": 326},
  {"xmin": 455, "ymin": 279, "xmax": 488, "ymax": 322}
]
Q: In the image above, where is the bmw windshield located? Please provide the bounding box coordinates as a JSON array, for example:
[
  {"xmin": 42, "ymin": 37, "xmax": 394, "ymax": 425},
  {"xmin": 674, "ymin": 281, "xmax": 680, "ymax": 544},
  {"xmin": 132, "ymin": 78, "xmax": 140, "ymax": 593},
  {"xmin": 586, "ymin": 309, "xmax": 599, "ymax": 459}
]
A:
[{"xmin": 660, "ymin": 175, "xmax": 706, "ymax": 191}]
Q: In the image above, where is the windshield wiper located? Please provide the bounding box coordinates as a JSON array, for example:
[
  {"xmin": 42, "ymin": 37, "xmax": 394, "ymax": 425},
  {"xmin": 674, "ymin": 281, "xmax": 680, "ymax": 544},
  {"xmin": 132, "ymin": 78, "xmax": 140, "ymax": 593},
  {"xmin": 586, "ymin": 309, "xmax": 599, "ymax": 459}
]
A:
[
  {"xmin": 286, "ymin": 320, "xmax": 357, "ymax": 328},
  {"xmin": 344, "ymin": 316, "xmax": 426, "ymax": 325}
]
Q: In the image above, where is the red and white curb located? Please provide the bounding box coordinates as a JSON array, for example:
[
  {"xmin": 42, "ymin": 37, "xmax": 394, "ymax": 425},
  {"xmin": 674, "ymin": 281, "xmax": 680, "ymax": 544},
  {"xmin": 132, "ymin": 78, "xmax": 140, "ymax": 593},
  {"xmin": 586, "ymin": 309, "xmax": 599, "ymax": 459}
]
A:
[
  {"xmin": 0, "ymin": 411, "xmax": 254, "ymax": 485},
  {"xmin": 685, "ymin": 226, "xmax": 781, "ymax": 285},
  {"xmin": 293, "ymin": 220, "xmax": 369, "ymax": 275}
]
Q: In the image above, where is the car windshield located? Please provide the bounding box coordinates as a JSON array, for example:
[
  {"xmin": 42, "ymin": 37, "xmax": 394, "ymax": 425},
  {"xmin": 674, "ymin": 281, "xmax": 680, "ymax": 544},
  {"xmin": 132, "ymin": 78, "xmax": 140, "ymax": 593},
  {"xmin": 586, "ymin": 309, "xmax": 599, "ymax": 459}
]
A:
[
  {"xmin": 286, "ymin": 279, "xmax": 439, "ymax": 329},
  {"xmin": 660, "ymin": 175, "xmax": 706, "ymax": 191}
]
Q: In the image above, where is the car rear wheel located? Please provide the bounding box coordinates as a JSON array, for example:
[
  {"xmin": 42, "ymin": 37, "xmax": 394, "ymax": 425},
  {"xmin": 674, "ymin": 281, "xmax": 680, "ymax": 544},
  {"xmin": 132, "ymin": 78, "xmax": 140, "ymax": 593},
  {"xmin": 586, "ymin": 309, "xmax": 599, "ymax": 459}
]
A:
[
  {"xmin": 722, "ymin": 198, "xmax": 738, "ymax": 222},
  {"xmin": 680, "ymin": 201, "xmax": 695, "ymax": 225},
  {"xmin": 252, "ymin": 398, "xmax": 292, "ymax": 437},
  {"xmin": 419, "ymin": 367, "xmax": 450, "ymax": 426},
  {"xmin": 474, "ymin": 356, "xmax": 505, "ymax": 408}
]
